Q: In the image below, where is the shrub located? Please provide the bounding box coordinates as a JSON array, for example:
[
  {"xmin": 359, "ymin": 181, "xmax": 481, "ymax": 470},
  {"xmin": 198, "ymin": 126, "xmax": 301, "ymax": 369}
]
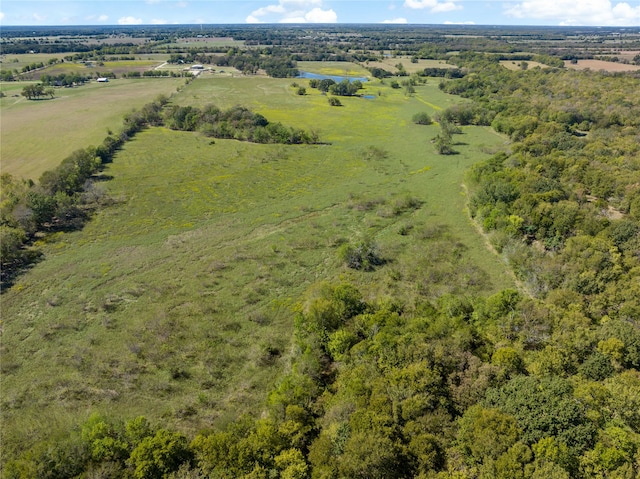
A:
[
  {"xmin": 337, "ymin": 238, "xmax": 384, "ymax": 271},
  {"xmin": 128, "ymin": 429, "xmax": 193, "ymax": 479},
  {"xmin": 412, "ymin": 112, "xmax": 432, "ymax": 125},
  {"xmin": 328, "ymin": 97, "xmax": 342, "ymax": 107}
]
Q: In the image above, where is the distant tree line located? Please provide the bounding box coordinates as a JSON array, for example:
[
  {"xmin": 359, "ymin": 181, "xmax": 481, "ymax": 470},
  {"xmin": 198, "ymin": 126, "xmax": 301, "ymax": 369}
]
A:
[
  {"xmin": 39, "ymin": 72, "xmax": 92, "ymax": 86},
  {"xmin": 215, "ymin": 49, "xmax": 299, "ymax": 77}
]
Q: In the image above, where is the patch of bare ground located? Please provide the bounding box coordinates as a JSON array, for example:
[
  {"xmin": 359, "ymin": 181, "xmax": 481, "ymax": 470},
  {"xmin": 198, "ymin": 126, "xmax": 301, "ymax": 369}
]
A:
[{"xmin": 586, "ymin": 195, "xmax": 625, "ymax": 219}]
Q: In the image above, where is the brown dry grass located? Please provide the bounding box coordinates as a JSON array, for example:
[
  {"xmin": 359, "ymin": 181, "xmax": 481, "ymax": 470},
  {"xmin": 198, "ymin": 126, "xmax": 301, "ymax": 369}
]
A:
[
  {"xmin": 564, "ymin": 59, "xmax": 640, "ymax": 72},
  {"xmin": 500, "ymin": 61, "xmax": 547, "ymax": 71}
]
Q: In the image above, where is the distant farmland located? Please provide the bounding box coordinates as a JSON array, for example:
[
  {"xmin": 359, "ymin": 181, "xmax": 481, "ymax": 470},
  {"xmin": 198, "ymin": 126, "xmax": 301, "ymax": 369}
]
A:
[
  {"xmin": 0, "ymin": 77, "xmax": 185, "ymax": 180},
  {"xmin": 564, "ymin": 59, "xmax": 640, "ymax": 72}
]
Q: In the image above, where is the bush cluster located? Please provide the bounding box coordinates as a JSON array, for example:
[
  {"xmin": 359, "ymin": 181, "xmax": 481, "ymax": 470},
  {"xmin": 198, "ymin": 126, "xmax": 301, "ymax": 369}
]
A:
[{"xmin": 165, "ymin": 104, "xmax": 319, "ymax": 144}]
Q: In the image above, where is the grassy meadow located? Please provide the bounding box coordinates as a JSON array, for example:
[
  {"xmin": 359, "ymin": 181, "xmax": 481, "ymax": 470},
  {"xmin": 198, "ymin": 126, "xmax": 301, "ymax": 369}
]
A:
[
  {"xmin": 0, "ymin": 53, "xmax": 64, "ymax": 73},
  {"xmin": 500, "ymin": 60, "xmax": 548, "ymax": 70},
  {"xmin": 1, "ymin": 67, "xmax": 514, "ymax": 454},
  {"xmin": 365, "ymin": 57, "xmax": 456, "ymax": 74},
  {"xmin": 27, "ymin": 59, "xmax": 165, "ymax": 79},
  {"xmin": 0, "ymin": 77, "xmax": 185, "ymax": 180}
]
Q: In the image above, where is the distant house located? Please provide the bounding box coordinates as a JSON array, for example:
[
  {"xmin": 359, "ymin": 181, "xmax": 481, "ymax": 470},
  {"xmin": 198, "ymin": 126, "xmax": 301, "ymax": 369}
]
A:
[
  {"xmin": 96, "ymin": 77, "xmax": 109, "ymax": 82},
  {"xmin": 191, "ymin": 64, "xmax": 204, "ymax": 70}
]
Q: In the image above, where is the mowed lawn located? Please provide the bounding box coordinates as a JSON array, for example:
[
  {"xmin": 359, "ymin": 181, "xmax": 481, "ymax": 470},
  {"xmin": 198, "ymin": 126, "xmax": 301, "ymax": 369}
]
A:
[
  {"xmin": 0, "ymin": 77, "xmax": 185, "ymax": 180},
  {"xmin": 2, "ymin": 70, "xmax": 514, "ymax": 449}
]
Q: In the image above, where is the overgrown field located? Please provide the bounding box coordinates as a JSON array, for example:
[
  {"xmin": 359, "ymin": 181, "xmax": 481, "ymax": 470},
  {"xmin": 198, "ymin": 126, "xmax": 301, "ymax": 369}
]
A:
[
  {"xmin": 0, "ymin": 77, "xmax": 185, "ymax": 180},
  {"xmin": 1, "ymin": 70, "xmax": 513, "ymax": 459}
]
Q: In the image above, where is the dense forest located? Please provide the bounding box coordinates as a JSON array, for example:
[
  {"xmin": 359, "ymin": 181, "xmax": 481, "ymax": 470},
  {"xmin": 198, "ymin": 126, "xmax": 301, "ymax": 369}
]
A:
[{"xmin": 2, "ymin": 24, "xmax": 640, "ymax": 479}]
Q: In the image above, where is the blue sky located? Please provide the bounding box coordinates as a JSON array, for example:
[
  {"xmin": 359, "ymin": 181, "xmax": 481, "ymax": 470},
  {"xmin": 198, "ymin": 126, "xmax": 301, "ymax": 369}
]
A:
[{"xmin": 1, "ymin": 0, "xmax": 639, "ymax": 27}]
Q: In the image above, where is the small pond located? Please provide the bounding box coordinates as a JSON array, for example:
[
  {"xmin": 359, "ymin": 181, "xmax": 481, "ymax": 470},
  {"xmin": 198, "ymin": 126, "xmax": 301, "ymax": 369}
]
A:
[{"xmin": 297, "ymin": 71, "xmax": 368, "ymax": 83}]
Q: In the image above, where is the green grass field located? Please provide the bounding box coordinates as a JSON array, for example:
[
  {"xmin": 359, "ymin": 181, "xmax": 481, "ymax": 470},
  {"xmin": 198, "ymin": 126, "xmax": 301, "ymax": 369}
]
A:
[
  {"xmin": 1, "ymin": 70, "xmax": 514, "ymax": 454},
  {"xmin": 296, "ymin": 61, "xmax": 371, "ymax": 77},
  {"xmin": 31, "ymin": 59, "xmax": 164, "ymax": 78},
  {"xmin": 365, "ymin": 57, "xmax": 457, "ymax": 74},
  {"xmin": 0, "ymin": 77, "xmax": 185, "ymax": 180},
  {"xmin": 0, "ymin": 53, "xmax": 65, "ymax": 73}
]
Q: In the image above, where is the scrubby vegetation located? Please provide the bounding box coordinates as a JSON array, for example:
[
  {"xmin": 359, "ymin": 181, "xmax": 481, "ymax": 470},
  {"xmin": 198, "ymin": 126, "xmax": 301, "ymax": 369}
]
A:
[{"xmin": 165, "ymin": 104, "xmax": 319, "ymax": 144}]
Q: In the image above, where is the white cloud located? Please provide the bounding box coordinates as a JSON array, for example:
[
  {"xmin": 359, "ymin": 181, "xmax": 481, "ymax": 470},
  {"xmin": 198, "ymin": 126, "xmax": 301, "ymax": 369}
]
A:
[
  {"xmin": 0, "ymin": 12, "xmax": 5, "ymax": 22},
  {"xmin": 405, "ymin": 0, "xmax": 432, "ymax": 8},
  {"xmin": 247, "ymin": 0, "xmax": 336, "ymax": 23},
  {"xmin": 404, "ymin": 0, "xmax": 462, "ymax": 13},
  {"xmin": 252, "ymin": 4, "xmax": 287, "ymax": 16},
  {"xmin": 431, "ymin": 2, "xmax": 462, "ymax": 12},
  {"xmin": 304, "ymin": 7, "xmax": 337, "ymax": 22},
  {"xmin": 99, "ymin": 14, "xmax": 109, "ymax": 22},
  {"xmin": 444, "ymin": 20, "xmax": 475, "ymax": 24},
  {"xmin": 382, "ymin": 17, "xmax": 408, "ymax": 23},
  {"xmin": 505, "ymin": 0, "xmax": 640, "ymax": 26},
  {"xmin": 32, "ymin": 13, "xmax": 47, "ymax": 22},
  {"xmin": 118, "ymin": 16, "xmax": 143, "ymax": 24},
  {"xmin": 280, "ymin": 16, "xmax": 307, "ymax": 22}
]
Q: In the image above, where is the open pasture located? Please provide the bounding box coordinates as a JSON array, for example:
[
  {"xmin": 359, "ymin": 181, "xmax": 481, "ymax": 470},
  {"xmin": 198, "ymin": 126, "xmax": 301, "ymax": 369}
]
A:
[
  {"xmin": 0, "ymin": 77, "xmax": 186, "ymax": 180},
  {"xmin": 25, "ymin": 59, "xmax": 165, "ymax": 79},
  {"xmin": 365, "ymin": 57, "xmax": 456, "ymax": 74},
  {"xmin": 0, "ymin": 52, "xmax": 65, "ymax": 73},
  {"xmin": 296, "ymin": 60, "xmax": 371, "ymax": 77},
  {"xmin": 564, "ymin": 59, "xmax": 640, "ymax": 72},
  {"xmin": 2, "ymin": 70, "xmax": 514, "ymax": 446}
]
